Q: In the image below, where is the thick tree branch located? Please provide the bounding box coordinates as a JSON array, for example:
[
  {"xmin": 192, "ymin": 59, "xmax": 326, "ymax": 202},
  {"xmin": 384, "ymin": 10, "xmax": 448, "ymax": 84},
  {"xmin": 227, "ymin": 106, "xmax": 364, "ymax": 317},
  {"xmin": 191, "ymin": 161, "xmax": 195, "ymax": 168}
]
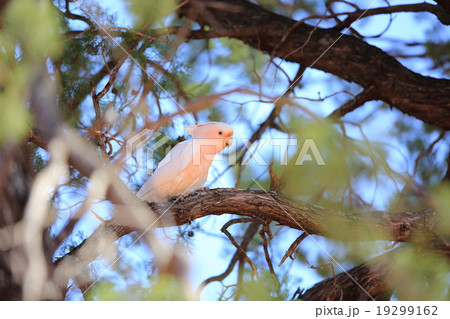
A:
[
  {"xmin": 0, "ymin": 143, "xmax": 32, "ymax": 300},
  {"xmin": 142, "ymin": 188, "xmax": 438, "ymax": 243},
  {"xmin": 180, "ymin": 0, "xmax": 450, "ymax": 129},
  {"xmin": 331, "ymin": 3, "xmax": 450, "ymax": 28},
  {"xmin": 299, "ymin": 248, "xmax": 395, "ymax": 301},
  {"xmin": 298, "ymin": 243, "xmax": 450, "ymax": 301},
  {"xmin": 436, "ymin": 0, "xmax": 450, "ymax": 13}
]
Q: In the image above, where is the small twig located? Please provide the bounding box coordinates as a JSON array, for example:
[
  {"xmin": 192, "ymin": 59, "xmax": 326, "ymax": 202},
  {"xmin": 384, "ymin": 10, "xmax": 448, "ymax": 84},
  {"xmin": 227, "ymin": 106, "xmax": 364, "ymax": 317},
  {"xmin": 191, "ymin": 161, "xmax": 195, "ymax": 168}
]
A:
[
  {"xmin": 333, "ymin": 3, "xmax": 450, "ymax": 28},
  {"xmin": 268, "ymin": 160, "xmax": 280, "ymax": 192},
  {"xmin": 291, "ymin": 287, "xmax": 303, "ymax": 301},
  {"xmin": 296, "ymin": 252, "xmax": 342, "ymax": 301},
  {"xmin": 326, "ymin": 0, "xmax": 363, "ymax": 39},
  {"xmin": 197, "ymin": 223, "xmax": 260, "ymax": 294},
  {"xmin": 218, "ymin": 284, "xmax": 238, "ymax": 301},
  {"xmin": 93, "ymin": 21, "xmax": 152, "ymax": 105},
  {"xmin": 63, "ymin": 25, "xmax": 94, "ymax": 42},
  {"xmin": 413, "ymin": 130, "xmax": 447, "ymax": 176},
  {"xmin": 260, "ymin": 222, "xmax": 275, "ymax": 274},
  {"xmin": 166, "ymin": 0, "xmax": 190, "ymax": 14},
  {"xmin": 89, "ymin": 80, "xmax": 108, "ymax": 158},
  {"xmin": 281, "ymin": 16, "xmax": 325, "ymax": 62},
  {"xmin": 328, "ymin": 85, "xmax": 376, "ymax": 119},
  {"xmin": 385, "ymin": 240, "xmax": 400, "ymax": 250},
  {"xmin": 96, "ymin": 25, "xmax": 168, "ymax": 42},
  {"xmin": 90, "ymin": 80, "xmax": 101, "ymax": 120},
  {"xmin": 221, "ymin": 218, "xmax": 264, "ymax": 279},
  {"xmin": 279, "ymin": 232, "xmax": 308, "ymax": 266},
  {"xmin": 64, "ymin": 0, "xmax": 92, "ymax": 25}
]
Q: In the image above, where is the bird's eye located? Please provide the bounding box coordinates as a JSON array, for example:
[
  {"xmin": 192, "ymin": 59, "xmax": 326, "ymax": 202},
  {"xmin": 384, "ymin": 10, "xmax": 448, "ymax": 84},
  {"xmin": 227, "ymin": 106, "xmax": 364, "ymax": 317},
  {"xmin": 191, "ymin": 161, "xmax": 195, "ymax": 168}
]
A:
[{"xmin": 218, "ymin": 131, "xmax": 223, "ymax": 135}]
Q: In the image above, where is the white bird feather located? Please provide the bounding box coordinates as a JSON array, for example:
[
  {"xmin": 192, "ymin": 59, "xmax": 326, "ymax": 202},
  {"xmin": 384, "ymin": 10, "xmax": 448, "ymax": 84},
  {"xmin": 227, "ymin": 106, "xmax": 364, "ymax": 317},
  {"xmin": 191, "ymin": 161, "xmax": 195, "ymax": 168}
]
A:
[{"xmin": 136, "ymin": 122, "xmax": 234, "ymax": 202}]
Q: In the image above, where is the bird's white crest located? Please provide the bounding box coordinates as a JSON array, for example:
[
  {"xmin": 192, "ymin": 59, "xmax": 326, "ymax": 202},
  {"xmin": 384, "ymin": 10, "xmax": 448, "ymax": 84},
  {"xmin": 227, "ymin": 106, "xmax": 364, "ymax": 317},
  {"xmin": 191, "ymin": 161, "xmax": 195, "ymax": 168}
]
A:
[
  {"xmin": 183, "ymin": 124, "xmax": 197, "ymax": 136},
  {"xmin": 136, "ymin": 122, "xmax": 234, "ymax": 203}
]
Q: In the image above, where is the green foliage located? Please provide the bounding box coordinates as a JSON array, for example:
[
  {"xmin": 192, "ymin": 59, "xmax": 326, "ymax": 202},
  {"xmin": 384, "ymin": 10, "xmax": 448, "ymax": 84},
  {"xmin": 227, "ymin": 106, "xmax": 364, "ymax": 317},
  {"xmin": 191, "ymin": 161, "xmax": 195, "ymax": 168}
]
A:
[
  {"xmin": 424, "ymin": 21, "xmax": 450, "ymax": 75},
  {"xmin": 286, "ymin": 119, "xmax": 349, "ymax": 201},
  {"xmin": 425, "ymin": 40, "xmax": 450, "ymax": 74},
  {"xmin": 0, "ymin": 0, "xmax": 61, "ymax": 144},
  {"xmin": 57, "ymin": 29, "xmax": 95, "ymax": 108},
  {"xmin": 281, "ymin": 118, "xmax": 352, "ymax": 206},
  {"xmin": 85, "ymin": 280, "xmax": 128, "ymax": 301},
  {"xmin": 6, "ymin": 0, "xmax": 60, "ymax": 61},
  {"xmin": 183, "ymin": 78, "xmax": 217, "ymax": 98},
  {"xmin": 146, "ymin": 274, "xmax": 188, "ymax": 300},
  {"xmin": 390, "ymin": 117, "xmax": 447, "ymax": 188},
  {"xmin": 141, "ymin": 130, "xmax": 180, "ymax": 172},
  {"xmin": 85, "ymin": 274, "xmax": 188, "ymax": 301},
  {"xmin": 237, "ymin": 270, "xmax": 289, "ymax": 300},
  {"xmin": 431, "ymin": 183, "xmax": 450, "ymax": 237},
  {"xmin": 389, "ymin": 247, "xmax": 450, "ymax": 300},
  {"xmin": 128, "ymin": 0, "xmax": 176, "ymax": 28},
  {"xmin": 30, "ymin": 144, "xmax": 47, "ymax": 173},
  {"xmin": 256, "ymin": 0, "xmax": 319, "ymax": 16}
]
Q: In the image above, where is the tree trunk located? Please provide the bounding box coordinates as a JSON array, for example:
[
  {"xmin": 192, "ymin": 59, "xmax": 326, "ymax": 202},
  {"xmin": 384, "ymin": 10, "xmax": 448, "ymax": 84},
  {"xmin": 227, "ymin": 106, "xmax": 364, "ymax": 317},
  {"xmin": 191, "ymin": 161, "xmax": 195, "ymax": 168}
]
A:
[{"xmin": 0, "ymin": 143, "xmax": 32, "ymax": 300}]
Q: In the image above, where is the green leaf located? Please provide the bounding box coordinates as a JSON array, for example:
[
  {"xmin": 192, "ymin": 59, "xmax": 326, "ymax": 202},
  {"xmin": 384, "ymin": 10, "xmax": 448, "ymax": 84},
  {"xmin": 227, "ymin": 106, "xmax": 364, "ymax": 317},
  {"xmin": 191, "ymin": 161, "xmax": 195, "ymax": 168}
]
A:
[
  {"xmin": 432, "ymin": 183, "xmax": 450, "ymax": 237},
  {"xmin": 238, "ymin": 270, "xmax": 288, "ymax": 300},
  {"xmin": 6, "ymin": 0, "xmax": 61, "ymax": 61},
  {"xmin": 389, "ymin": 247, "xmax": 450, "ymax": 300},
  {"xmin": 128, "ymin": 0, "xmax": 176, "ymax": 28}
]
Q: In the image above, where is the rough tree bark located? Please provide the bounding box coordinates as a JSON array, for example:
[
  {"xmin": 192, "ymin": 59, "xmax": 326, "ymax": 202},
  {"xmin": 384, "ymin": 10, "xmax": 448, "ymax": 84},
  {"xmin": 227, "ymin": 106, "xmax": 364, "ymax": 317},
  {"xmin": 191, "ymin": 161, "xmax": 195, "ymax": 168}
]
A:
[
  {"xmin": 145, "ymin": 188, "xmax": 438, "ymax": 242},
  {"xmin": 179, "ymin": 0, "xmax": 450, "ymax": 129},
  {"xmin": 436, "ymin": 0, "xmax": 450, "ymax": 13},
  {"xmin": 0, "ymin": 143, "xmax": 32, "ymax": 300},
  {"xmin": 298, "ymin": 241, "xmax": 450, "ymax": 301}
]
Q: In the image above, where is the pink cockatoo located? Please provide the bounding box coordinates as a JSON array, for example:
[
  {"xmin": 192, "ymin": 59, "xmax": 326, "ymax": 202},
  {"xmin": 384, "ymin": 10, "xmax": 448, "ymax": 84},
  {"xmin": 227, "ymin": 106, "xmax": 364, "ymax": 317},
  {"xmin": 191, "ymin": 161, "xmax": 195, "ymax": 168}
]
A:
[{"xmin": 136, "ymin": 122, "xmax": 234, "ymax": 202}]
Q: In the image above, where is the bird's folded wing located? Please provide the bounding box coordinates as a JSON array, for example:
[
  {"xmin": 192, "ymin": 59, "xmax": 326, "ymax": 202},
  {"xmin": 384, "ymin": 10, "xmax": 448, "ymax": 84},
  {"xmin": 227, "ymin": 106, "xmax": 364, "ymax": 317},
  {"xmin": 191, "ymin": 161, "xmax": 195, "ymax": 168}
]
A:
[
  {"xmin": 156, "ymin": 140, "xmax": 193, "ymax": 172},
  {"xmin": 136, "ymin": 140, "xmax": 194, "ymax": 200}
]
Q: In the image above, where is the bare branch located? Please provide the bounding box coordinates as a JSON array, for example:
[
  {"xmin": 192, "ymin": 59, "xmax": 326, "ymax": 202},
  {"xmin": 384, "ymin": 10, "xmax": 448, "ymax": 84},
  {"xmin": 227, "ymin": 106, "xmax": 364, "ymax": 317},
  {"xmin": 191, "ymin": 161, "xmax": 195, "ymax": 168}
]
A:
[
  {"xmin": 260, "ymin": 222, "xmax": 275, "ymax": 274},
  {"xmin": 197, "ymin": 223, "xmax": 260, "ymax": 293},
  {"xmin": 279, "ymin": 232, "xmax": 308, "ymax": 267},
  {"xmin": 220, "ymin": 218, "xmax": 264, "ymax": 279},
  {"xmin": 327, "ymin": 85, "xmax": 377, "ymax": 119},
  {"xmin": 331, "ymin": 3, "xmax": 450, "ymax": 28}
]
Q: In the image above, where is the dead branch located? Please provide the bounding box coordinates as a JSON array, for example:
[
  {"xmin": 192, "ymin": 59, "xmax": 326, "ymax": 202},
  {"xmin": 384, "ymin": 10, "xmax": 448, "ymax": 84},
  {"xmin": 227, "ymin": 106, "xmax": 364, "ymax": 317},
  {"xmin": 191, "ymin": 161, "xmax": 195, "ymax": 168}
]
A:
[
  {"xmin": 259, "ymin": 222, "xmax": 274, "ymax": 274},
  {"xmin": 220, "ymin": 217, "xmax": 264, "ymax": 278},
  {"xmin": 279, "ymin": 232, "xmax": 308, "ymax": 266},
  {"xmin": 197, "ymin": 223, "xmax": 260, "ymax": 293}
]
